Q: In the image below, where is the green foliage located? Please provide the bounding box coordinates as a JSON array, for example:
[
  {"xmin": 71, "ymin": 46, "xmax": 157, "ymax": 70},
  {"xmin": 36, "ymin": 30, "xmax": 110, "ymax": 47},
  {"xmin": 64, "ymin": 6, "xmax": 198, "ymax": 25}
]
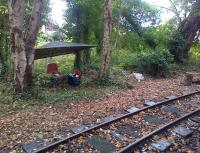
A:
[
  {"xmin": 111, "ymin": 50, "xmax": 174, "ymax": 77},
  {"xmin": 94, "ymin": 76, "xmax": 114, "ymax": 86},
  {"xmin": 110, "ymin": 50, "xmax": 138, "ymax": 69},
  {"xmin": 111, "ymin": 0, "xmax": 160, "ymax": 50},
  {"xmin": 168, "ymin": 31, "xmax": 186, "ymax": 62},
  {"xmin": 0, "ymin": 0, "xmax": 51, "ymax": 80},
  {"xmin": 1, "ymin": 0, "xmax": 199, "ymax": 112},
  {"xmin": 0, "ymin": 81, "xmax": 105, "ymax": 105},
  {"xmin": 0, "ymin": 0, "xmax": 10, "ymax": 78},
  {"xmin": 0, "ymin": 73, "xmax": 122, "ymax": 116},
  {"xmin": 166, "ymin": 0, "xmax": 200, "ymax": 62},
  {"xmin": 33, "ymin": 55, "xmax": 75, "ymax": 87},
  {"xmin": 62, "ymin": 0, "xmax": 161, "ymax": 55},
  {"xmin": 24, "ymin": 0, "xmax": 51, "ymax": 30},
  {"xmin": 63, "ymin": 0, "xmax": 103, "ymax": 45},
  {"xmin": 169, "ymin": 0, "xmax": 194, "ymax": 24},
  {"xmin": 120, "ymin": 0, "xmax": 160, "ymax": 28},
  {"xmin": 36, "ymin": 31, "xmax": 49, "ymax": 47},
  {"xmin": 190, "ymin": 42, "xmax": 200, "ymax": 62},
  {"xmin": 62, "ymin": 0, "xmax": 104, "ymax": 67},
  {"xmin": 145, "ymin": 20, "xmax": 176, "ymax": 50},
  {"xmin": 133, "ymin": 51, "xmax": 174, "ymax": 77},
  {"xmin": 94, "ymin": 75, "xmax": 124, "ymax": 87},
  {"xmin": 92, "ymin": 69, "xmax": 128, "ymax": 88},
  {"xmin": 117, "ymin": 32, "xmax": 151, "ymax": 52}
]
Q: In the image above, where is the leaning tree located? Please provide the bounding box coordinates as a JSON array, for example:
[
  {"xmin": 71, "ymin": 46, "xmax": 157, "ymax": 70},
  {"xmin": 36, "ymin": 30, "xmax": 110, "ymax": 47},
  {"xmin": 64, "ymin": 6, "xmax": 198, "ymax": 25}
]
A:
[
  {"xmin": 8, "ymin": 0, "xmax": 44, "ymax": 92},
  {"xmin": 168, "ymin": 0, "xmax": 200, "ymax": 62}
]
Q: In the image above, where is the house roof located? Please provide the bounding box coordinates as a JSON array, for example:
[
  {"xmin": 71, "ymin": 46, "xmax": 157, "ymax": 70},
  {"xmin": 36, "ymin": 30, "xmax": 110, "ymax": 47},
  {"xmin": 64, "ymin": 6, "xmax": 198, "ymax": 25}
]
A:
[{"xmin": 34, "ymin": 41, "xmax": 96, "ymax": 60}]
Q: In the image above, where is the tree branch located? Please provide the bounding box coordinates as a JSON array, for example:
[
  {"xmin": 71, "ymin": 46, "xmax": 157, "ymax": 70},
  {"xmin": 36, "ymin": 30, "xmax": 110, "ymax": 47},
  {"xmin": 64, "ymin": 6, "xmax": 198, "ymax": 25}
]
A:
[
  {"xmin": 153, "ymin": 5, "xmax": 175, "ymax": 14},
  {"xmin": 153, "ymin": 2, "xmax": 181, "ymax": 23},
  {"xmin": 168, "ymin": 0, "xmax": 182, "ymax": 23},
  {"xmin": 25, "ymin": 0, "xmax": 44, "ymax": 46}
]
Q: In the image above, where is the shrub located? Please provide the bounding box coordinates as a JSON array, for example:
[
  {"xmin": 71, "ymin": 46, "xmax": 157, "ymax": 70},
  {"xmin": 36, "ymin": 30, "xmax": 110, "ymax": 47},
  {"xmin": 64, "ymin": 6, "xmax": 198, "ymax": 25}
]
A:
[
  {"xmin": 132, "ymin": 51, "xmax": 174, "ymax": 77},
  {"xmin": 94, "ymin": 75, "xmax": 117, "ymax": 86},
  {"xmin": 168, "ymin": 32, "xmax": 185, "ymax": 62},
  {"xmin": 110, "ymin": 50, "xmax": 138, "ymax": 70}
]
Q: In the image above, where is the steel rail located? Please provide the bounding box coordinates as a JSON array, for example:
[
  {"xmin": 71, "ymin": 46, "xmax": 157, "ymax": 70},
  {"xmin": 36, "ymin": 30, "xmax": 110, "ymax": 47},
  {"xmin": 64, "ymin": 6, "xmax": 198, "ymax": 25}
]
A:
[
  {"xmin": 33, "ymin": 89, "xmax": 200, "ymax": 153},
  {"xmin": 117, "ymin": 109, "xmax": 200, "ymax": 153}
]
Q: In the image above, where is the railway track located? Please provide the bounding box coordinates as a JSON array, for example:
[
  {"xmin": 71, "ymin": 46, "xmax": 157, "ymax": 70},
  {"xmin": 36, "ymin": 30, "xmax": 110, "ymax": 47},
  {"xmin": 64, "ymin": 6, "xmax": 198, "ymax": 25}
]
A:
[
  {"xmin": 132, "ymin": 111, "xmax": 200, "ymax": 153},
  {"xmin": 25, "ymin": 89, "xmax": 200, "ymax": 153},
  {"xmin": 2, "ymin": 90, "xmax": 199, "ymax": 153},
  {"xmin": 117, "ymin": 109, "xmax": 199, "ymax": 153}
]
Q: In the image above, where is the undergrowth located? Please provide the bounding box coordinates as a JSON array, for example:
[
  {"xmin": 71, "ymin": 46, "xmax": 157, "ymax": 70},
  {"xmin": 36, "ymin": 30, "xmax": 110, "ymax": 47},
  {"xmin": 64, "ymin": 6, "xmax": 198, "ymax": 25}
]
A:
[
  {"xmin": 1, "ymin": 49, "xmax": 199, "ymax": 116},
  {"xmin": 0, "ymin": 64, "xmax": 126, "ymax": 116}
]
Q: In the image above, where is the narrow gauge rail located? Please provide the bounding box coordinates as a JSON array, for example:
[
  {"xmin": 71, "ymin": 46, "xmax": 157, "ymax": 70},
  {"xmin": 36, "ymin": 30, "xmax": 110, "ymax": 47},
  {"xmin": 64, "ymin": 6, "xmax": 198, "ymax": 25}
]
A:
[
  {"xmin": 34, "ymin": 90, "xmax": 200, "ymax": 153},
  {"xmin": 117, "ymin": 109, "xmax": 199, "ymax": 153}
]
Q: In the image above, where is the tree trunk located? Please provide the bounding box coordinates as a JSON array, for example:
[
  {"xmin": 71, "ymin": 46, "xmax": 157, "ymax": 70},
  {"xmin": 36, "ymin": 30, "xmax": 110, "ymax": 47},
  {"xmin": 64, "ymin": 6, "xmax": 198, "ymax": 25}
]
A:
[
  {"xmin": 95, "ymin": 31, "xmax": 103, "ymax": 55},
  {"xmin": 9, "ymin": 0, "xmax": 27, "ymax": 92},
  {"xmin": 83, "ymin": 26, "xmax": 90, "ymax": 65},
  {"xmin": 8, "ymin": 0, "xmax": 44, "ymax": 92},
  {"xmin": 100, "ymin": 0, "xmax": 112, "ymax": 78},
  {"xmin": 24, "ymin": 0, "xmax": 44, "ymax": 89},
  {"xmin": 113, "ymin": 9, "xmax": 121, "ymax": 51},
  {"xmin": 169, "ymin": 1, "xmax": 200, "ymax": 62},
  {"xmin": 178, "ymin": 17, "xmax": 200, "ymax": 60},
  {"xmin": 74, "ymin": 6, "xmax": 82, "ymax": 69},
  {"xmin": 74, "ymin": 52, "xmax": 81, "ymax": 69},
  {"xmin": 83, "ymin": 48, "xmax": 90, "ymax": 65}
]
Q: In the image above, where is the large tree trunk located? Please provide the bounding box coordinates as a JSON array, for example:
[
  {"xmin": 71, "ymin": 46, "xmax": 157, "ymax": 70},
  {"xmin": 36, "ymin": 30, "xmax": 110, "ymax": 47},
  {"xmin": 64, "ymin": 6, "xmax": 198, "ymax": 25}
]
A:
[
  {"xmin": 169, "ymin": 1, "xmax": 200, "ymax": 62},
  {"xmin": 9, "ymin": 0, "xmax": 27, "ymax": 92},
  {"xmin": 24, "ymin": 0, "xmax": 44, "ymax": 89},
  {"xmin": 100, "ymin": 0, "xmax": 112, "ymax": 78},
  {"xmin": 8, "ymin": 0, "xmax": 44, "ymax": 92}
]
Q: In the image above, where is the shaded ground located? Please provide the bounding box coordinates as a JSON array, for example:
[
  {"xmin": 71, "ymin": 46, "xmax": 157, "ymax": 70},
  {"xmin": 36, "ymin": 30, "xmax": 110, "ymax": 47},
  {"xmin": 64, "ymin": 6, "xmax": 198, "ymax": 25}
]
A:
[{"xmin": 0, "ymin": 73, "xmax": 200, "ymax": 150}]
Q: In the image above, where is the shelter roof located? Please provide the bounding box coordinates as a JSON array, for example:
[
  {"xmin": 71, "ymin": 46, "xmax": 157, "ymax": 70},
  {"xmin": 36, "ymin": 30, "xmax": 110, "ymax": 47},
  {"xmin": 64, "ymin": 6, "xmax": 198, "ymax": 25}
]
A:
[{"xmin": 35, "ymin": 41, "xmax": 96, "ymax": 60}]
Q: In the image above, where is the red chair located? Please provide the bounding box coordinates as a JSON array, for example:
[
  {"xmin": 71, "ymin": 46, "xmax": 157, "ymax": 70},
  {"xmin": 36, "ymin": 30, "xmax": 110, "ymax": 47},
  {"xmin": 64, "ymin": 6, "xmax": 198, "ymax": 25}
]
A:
[{"xmin": 47, "ymin": 63, "xmax": 63, "ymax": 79}]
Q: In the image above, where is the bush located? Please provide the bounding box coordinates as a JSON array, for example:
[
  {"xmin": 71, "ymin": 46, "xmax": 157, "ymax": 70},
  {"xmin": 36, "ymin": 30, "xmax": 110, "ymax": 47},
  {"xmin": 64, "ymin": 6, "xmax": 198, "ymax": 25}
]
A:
[
  {"xmin": 168, "ymin": 32, "xmax": 185, "ymax": 62},
  {"xmin": 132, "ymin": 51, "xmax": 174, "ymax": 77},
  {"xmin": 110, "ymin": 50, "xmax": 138, "ymax": 70},
  {"xmin": 94, "ymin": 75, "xmax": 120, "ymax": 86}
]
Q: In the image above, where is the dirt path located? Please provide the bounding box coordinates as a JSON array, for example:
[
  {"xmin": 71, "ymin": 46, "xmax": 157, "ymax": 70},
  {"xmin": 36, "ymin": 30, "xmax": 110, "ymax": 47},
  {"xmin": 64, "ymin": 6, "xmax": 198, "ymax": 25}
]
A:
[{"xmin": 0, "ymin": 73, "xmax": 199, "ymax": 149}]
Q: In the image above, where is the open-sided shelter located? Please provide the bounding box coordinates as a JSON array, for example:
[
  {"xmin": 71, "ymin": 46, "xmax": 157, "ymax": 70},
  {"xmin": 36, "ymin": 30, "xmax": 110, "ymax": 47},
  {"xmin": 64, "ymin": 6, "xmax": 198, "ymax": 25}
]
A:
[{"xmin": 34, "ymin": 41, "xmax": 96, "ymax": 60}]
